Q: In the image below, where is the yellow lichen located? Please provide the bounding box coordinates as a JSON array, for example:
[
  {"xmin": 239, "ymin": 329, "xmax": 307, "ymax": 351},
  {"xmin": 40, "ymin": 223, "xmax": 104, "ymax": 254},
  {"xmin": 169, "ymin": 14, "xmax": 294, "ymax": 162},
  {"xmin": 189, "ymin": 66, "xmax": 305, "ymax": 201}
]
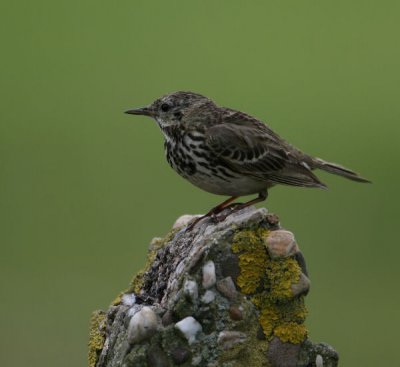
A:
[
  {"xmin": 88, "ymin": 310, "xmax": 106, "ymax": 367},
  {"xmin": 232, "ymin": 228, "xmax": 269, "ymax": 294},
  {"xmin": 129, "ymin": 268, "xmax": 146, "ymax": 294},
  {"xmin": 232, "ymin": 227, "xmax": 308, "ymax": 345},
  {"xmin": 258, "ymin": 301, "xmax": 280, "ymax": 336},
  {"xmin": 111, "ymin": 292, "xmax": 123, "ymax": 306},
  {"xmin": 266, "ymin": 258, "xmax": 301, "ymax": 301},
  {"xmin": 273, "ymin": 322, "xmax": 308, "ymax": 344}
]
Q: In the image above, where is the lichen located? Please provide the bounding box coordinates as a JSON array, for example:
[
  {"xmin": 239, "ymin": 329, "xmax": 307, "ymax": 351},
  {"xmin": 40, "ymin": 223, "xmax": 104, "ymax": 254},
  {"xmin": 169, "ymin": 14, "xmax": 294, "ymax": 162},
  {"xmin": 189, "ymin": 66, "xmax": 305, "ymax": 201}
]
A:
[
  {"xmin": 265, "ymin": 257, "xmax": 301, "ymax": 301},
  {"xmin": 273, "ymin": 322, "xmax": 308, "ymax": 344},
  {"xmin": 88, "ymin": 310, "xmax": 106, "ymax": 367},
  {"xmin": 231, "ymin": 228, "xmax": 269, "ymax": 294},
  {"xmin": 231, "ymin": 227, "xmax": 308, "ymax": 345},
  {"xmin": 111, "ymin": 292, "xmax": 123, "ymax": 306}
]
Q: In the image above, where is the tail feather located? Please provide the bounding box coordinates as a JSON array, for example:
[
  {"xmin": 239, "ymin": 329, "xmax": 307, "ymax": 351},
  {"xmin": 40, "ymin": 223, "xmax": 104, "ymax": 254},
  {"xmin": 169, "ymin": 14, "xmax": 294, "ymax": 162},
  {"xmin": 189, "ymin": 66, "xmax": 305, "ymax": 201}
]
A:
[{"xmin": 313, "ymin": 158, "xmax": 371, "ymax": 183}]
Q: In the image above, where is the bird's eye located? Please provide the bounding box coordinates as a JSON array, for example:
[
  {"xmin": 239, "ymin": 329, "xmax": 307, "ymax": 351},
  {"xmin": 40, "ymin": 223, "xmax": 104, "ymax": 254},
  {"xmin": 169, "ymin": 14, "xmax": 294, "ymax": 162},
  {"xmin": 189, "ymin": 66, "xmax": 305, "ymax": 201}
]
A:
[{"xmin": 161, "ymin": 103, "xmax": 170, "ymax": 112}]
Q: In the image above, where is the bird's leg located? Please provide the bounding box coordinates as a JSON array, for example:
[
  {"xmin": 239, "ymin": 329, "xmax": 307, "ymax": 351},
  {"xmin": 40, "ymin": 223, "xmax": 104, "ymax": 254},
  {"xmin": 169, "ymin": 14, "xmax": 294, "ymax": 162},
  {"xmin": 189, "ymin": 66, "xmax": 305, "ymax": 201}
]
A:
[
  {"xmin": 215, "ymin": 190, "xmax": 268, "ymax": 222},
  {"xmin": 208, "ymin": 196, "xmax": 240, "ymax": 217},
  {"xmin": 186, "ymin": 196, "xmax": 239, "ymax": 231}
]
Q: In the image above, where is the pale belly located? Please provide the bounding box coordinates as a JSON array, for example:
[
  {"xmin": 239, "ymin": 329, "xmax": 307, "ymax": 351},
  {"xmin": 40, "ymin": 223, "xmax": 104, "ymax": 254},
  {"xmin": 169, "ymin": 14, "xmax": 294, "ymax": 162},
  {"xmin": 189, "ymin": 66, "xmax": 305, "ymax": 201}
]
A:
[{"xmin": 185, "ymin": 170, "xmax": 268, "ymax": 196}]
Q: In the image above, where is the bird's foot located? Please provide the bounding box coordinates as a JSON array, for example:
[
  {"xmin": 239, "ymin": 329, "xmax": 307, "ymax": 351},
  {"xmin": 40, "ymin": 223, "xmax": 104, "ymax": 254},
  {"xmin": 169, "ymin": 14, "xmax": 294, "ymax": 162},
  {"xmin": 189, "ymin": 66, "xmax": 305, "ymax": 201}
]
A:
[
  {"xmin": 185, "ymin": 214, "xmax": 213, "ymax": 232},
  {"xmin": 185, "ymin": 201, "xmax": 249, "ymax": 231},
  {"xmin": 213, "ymin": 203, "xmax": 245, "ymax": 223}
]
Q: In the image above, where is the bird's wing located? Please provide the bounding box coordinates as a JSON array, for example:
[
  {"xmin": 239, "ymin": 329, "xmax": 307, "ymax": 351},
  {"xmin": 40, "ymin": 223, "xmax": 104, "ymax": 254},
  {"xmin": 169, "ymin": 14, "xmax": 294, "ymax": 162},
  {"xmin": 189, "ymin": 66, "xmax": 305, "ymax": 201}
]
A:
[{"xmin": 205, "ymin": 111, "xmax": 326, "ymax": 188}]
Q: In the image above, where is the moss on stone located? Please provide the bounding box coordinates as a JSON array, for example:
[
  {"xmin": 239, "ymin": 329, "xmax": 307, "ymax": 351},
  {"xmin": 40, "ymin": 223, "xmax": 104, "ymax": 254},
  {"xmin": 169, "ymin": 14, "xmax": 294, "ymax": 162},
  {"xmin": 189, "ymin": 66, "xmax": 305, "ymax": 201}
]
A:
[
  {"xmin": 231, "ymin": 227, "xmax": 308, "ymax": 345},
  {"xmin": 88, "ymin": 310, "xmax": 106, "ymax": 367}
]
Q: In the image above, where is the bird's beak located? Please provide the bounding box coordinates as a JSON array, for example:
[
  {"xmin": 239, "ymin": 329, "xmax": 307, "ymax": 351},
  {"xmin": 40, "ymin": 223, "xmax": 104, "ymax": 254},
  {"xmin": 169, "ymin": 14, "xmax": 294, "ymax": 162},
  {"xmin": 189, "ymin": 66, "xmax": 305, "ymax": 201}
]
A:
[{"xmin": 124, "ymin": 106, "xmax": 153, "ymax": 117}]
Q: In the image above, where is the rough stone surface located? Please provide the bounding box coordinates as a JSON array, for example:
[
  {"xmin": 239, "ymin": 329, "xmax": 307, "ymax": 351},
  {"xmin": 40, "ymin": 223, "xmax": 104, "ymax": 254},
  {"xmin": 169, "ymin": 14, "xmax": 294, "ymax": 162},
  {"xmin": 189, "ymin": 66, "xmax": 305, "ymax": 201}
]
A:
[
  {"xmin": 88, "ymin": 206, "xmax": 338, "ymax": 367},
  {"xmin": 297, "ymin": 339, "xmax": 339, "ymax": 367},
  {"xmin": 267, "ymin": 336, "xmax": 301, "ymax": 367}
]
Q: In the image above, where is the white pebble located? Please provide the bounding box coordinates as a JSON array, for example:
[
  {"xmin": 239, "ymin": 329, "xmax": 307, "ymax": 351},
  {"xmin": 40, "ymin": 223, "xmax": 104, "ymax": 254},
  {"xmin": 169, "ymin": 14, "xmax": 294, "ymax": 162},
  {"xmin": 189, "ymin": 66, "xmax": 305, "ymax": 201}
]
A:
[
  {"xmin": 202, "ymin": 260, "xmax": 216, "ymax": 289},
  {"xmin": 184, "ymin": 279, "xmax": 198, "ymax": 301},
  {"xmin": 201, "ymin": 290, "xmax": 216, "ymax": 304},
  {"xmin": 175, "ymin": 316, "xmax": 202, "ymax": 344},
  {"xmin": 316, "ymin": 354, "xmax": 324, "ymax": 367},
  {"xmin": 121, "ymin": 293, "xmax": 136, "ymax": 307},
  {"xmin": 127, "ymin": 306, "xmax": 139, "ymax": 318},
  {"xmin": 127, "ymin": 306, "xmax": 158, "ymax": 344},
  {"xmin": 173, "ymin": 214, "xmax": 202, "ymax": 229}
]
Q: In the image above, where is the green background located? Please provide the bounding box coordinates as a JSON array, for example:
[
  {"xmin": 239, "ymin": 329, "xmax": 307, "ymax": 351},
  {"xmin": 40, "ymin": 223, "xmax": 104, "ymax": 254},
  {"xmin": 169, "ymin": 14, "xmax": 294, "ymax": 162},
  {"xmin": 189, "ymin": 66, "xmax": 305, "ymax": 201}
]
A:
[{"xmin": 1, "ymin": 1, "xmax": 398, "ymax": 366}]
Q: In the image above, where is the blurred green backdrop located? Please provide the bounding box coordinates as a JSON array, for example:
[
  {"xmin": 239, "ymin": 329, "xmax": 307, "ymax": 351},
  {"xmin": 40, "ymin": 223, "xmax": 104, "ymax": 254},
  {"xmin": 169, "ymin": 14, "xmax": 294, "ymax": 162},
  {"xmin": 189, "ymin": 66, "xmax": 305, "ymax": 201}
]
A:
[{"xmin": 1, "ymin": 1, "xmax": 399, "ymax": 366}]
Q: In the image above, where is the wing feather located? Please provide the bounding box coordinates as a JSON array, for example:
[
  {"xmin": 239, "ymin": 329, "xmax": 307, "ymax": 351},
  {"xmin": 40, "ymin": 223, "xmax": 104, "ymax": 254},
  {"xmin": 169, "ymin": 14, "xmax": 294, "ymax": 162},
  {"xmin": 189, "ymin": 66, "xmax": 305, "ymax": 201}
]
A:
[{"xmin": 205, "ymin": 111, "xmax": 326, "ymax": 188}]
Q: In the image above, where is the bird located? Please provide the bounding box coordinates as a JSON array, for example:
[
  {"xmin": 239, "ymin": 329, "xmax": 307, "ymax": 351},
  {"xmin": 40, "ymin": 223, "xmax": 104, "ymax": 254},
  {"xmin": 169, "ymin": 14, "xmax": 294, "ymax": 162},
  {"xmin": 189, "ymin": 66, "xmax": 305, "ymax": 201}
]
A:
[{"xmin": 125, "ymin": 91, "xmax": 370, "ymax": 227}]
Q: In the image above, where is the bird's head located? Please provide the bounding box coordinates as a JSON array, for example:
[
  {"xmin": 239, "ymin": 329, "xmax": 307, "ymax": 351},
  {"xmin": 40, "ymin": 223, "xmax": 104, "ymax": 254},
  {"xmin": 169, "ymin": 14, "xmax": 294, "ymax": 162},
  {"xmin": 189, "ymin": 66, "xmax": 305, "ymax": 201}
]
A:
[{"xmin": 125, "ymin": 91, "xmax": 214, "ymax": 128}]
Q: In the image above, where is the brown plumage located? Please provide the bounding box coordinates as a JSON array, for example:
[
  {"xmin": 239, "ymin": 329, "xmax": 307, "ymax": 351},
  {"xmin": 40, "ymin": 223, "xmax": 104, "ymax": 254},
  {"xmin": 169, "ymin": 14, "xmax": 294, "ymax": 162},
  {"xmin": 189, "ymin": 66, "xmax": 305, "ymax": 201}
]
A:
[{"xmin": 126, "ymin": 91, "xmax": 370, "ymax": 226}]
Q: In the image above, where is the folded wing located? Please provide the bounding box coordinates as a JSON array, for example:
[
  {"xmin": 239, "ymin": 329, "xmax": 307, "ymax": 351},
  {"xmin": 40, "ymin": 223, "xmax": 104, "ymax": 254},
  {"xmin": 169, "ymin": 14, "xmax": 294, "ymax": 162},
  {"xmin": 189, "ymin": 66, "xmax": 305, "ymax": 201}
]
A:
[{"xmin": 205, "ymin": 112, "xmax": 326, "ymax": 188}]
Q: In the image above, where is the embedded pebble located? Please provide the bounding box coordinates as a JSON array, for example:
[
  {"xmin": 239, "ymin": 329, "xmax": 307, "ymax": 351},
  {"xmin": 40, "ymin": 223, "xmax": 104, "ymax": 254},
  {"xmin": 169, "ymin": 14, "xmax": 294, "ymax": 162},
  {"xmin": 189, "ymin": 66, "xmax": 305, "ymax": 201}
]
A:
[
  {"xmin": 291, "ymin": 273, "xmax": 311, "ymax": 296},
  {"xmin": 228, "ymin": 306, "xmax": 243, "ymax": 321},
  {"xmin": 121, "ymin": 293, "xmax": 136, "ymax": 307},
  {"xmin": 161, "ymin": 310, "xmax": 174, "ymax": 326},
  {"xmin": 217, "ymin": 330, "xmax": 247, "ymax": 350},
  {"xmin": 201, "ymin": 290, "xmax": 216, "ymax": 304},
  {"xmin": 175, "ymin": 316, "xmax": 202, "ymax": 344},
  {"xmin": 265, "ymin": 230, "xmax": 299, "ymax": 258},
  {"xmin": 202, "ymin": 260, "xmax": 216, "ymax": 289},
  {"xmin": 170, "ymin": 346, "xmax": 191, "ymax": 365},
  {"xmin": 191, "ymin": 355, "xmax": 202, "ymax": 365},
  {"xmin": 184, "ymin": 279, "xmax": 198, "ymax": 301},
  {"xmin": 127, "ymin": 305, "xmax": 140, "ymax": 318},
  {"xmin": 316, "ymin": 354, "xmax": 324, "ymax": 367},
  {"xmin": 216, "ymin": 276, "xmax": 238, "ymax": 300},
  {"xmin": 146, "ymin": 345, "xmax": 169, "ymax": 367},
  {"xmin": 173, "ymin": 214, "xmax": 202, "ymax": 229},
  {"xmin": 127, "ymin": 306, "xmax": 158, "ymax": 344}
]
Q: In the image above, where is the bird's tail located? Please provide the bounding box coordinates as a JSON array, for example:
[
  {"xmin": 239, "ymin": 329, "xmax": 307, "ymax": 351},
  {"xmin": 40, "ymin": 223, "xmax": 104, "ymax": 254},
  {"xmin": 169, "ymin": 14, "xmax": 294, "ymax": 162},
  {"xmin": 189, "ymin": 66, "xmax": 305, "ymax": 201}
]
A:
[{"xmin": 312, "ymin": 157, "xmax": 371, "ymax": 183}]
